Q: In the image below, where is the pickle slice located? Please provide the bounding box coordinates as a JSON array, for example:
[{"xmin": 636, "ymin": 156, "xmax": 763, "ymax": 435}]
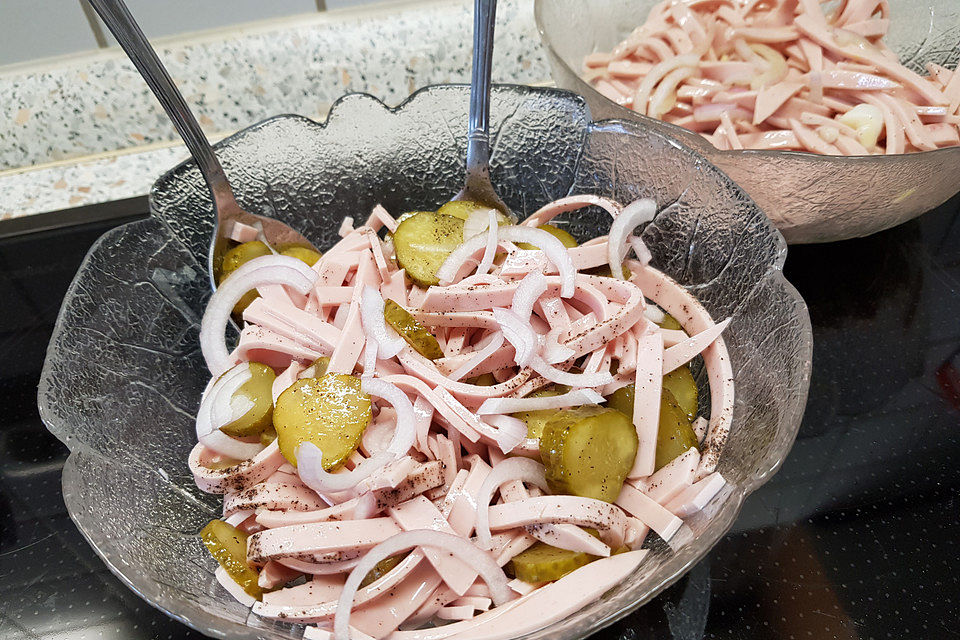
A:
[
  {"xmin": 511, "ymin": 389, "xmax": 564, "ymax": 440},
  {"xmin": 437, "ymin": 200, "xmax": 509, "ymax": 222},
  {"xmin": 605, "ymin": 382, "xmax": 699, "ymax": 471},
  {"xmin": 466, "ymin": 372, "xmax": 497, "ymax": 386},
  {"xmin": 662, "ymin": 365, "xmax": 697, "ymax": 420},
  {"xmin": 658, "ymin": 313, "xmax": 682, "ymax": 331},
  {"xmin": 655, "ymin": 389, "xmax": 698, "ymax": 471},
  {"xmin": 201, "ymin": 519, "xmax": 262, "ymax": 599},
  {"xmin": 259, "ymin": 427, "xmax": 278, "ymax": 447},
  {"xmin": 359, "ymin": 552, "xmax": 409, "ymax": 588},
  {"xmin": 221, "ymin": 241, "xmax": 272, "ymax": 277},
  {"xmin": 508, "ymin": 541, "xmax": 599, "ymax": 583},
  {"xmin": 279, "ymin": 243, "xmax": 322, "ymax": 267},
  {"xmin": 219, "ymin": 363, "xmax": 277, "ymax": 437},
  {"xmin": 604, "ymin": 384, "xmax": 635, "ymax": 418},
  {"xmin": 393, "ymin": 212, "xmax": 464, "ymax": 287},
  {"xmin": 584, "ymin": 264, "xmax": 632, "ymax": 279},
  {"xmin": 219, "ymin": 241, "xmax": 273, "ymax": 315},
  {"xmin": 301, "ymin": 356, "xmax": 330, "ymax": 378},
  {"xmin": 273, "ymin": 373, "xmax": 371, "ymax": 467},
  {"xmin": 516, "ymin": 224, "xmax": 578, "ymax": 250},
  {"xmin": 384, "ymin": 299, "xmax": 443, "ymax": 360},
  {"xmin": 540, "ymin": 406, "xmax": 638, "ymax": 503},
  {"xmin": 206, "ymin": 456, "xmax": 244, "ymax": 470}
]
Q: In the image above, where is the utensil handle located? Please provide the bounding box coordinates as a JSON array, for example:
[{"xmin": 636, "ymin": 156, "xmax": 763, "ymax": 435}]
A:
[
  {"xmin": 87, "ymin": 0, "xmax": 236, "ymax": 212},
  {"xmin": 465, "ymin": 0, "xmax": 497, "ymax": 189}
]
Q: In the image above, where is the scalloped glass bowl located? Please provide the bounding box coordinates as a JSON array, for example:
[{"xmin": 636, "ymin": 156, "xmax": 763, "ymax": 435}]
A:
[
  {"xmin": 535, "ymin": 0, "xmax": 960, "ymax": 244},
  {"xmin": 39, "ymin": 85, "xmax": 811, "ymax": 639}
]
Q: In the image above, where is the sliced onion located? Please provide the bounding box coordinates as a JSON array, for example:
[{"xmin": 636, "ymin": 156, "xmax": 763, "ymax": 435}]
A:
[
  {"xmin": 362, "ymin": 339, "xmax": 378, "ymax": 377},
  {"xmin": 475, "ymin": 457, "xmax": 549, "ymax": 549},
  {"xmin": 200, "ymin": 255, "xmax": 317, "ymax": 375},
  {"xmin": 209, "ymin": 365, "xmax": 253, "ymax": 429},
  {"xmin": 629, "ymin": 235, "xmax": 651, "ymax": 267},
  {"xmin": 333, "ymin": 530, "xmax": 514, "ymax": 640},
  {"xmin": 438, "ymin": 225, "xmax": 574, "ymax": 296},
  {"xmin": 195, "ymin": 364, "xmax": 264, "ymax": 460},
  {"xmin": 540, "ymin": 329, "xmax": 575, "ymax": 364},
  {"xmin": 492, "ymin": 308, "xmax": 538, "ymax": 367},
  {"xmin": 448, "ymin": 332, "xmax": 505, "ymax": 381},
  {"xmin": 479, "ymin": 414, "xmax": 528, "ymax": 454},
  {"xmin": 477, "ymin": 389, "xmax": 604, "ymax": 415},
  {"xmin": 215, "ymin": 567, "xmax": 257, "ymax": 607},
  {"xmin": 475, "ymin": 209, "xmax": 500, "ymax": 276},
  {"xmin": 297, "ymin": 378, "xmax": 415, "ymax": 494},
  {"xmin": 511, "ymin": 271, "xmax": 547, "ymax": 322},
  {"xmin": 607, "ymin": 199, "xmax": 656, "ymax": 281},
  {"xmin": 498, "ymin": 226, "xmax": 576, "ymax": 298},
  {"xmin": 298, "ymin": 444, "xmax": 392, "ymax": 495},
  {"xmin": 360, "ymin": 286, "xmax": 406, "ymax": 360},
  {"xmin": 224, "ymin": 509, "xmax": 255, "ymax": 527},
  {"xmin": 463, "ymin": 207, "xmax": 500, "ymax": 239},
  {"xmin": 529, "ymin": 356, "xmax": 614, "ymax": 388},
  {"xmin": 362, "ymin": 378, "xmax": 416, "ymax": 457},
  {"xmin": 644, "ymin": 305, "xmax": 666, "ymax": 324},
  {"xmin": 436, "ymin": 233, "xmax": 492, "ymax": 285}
]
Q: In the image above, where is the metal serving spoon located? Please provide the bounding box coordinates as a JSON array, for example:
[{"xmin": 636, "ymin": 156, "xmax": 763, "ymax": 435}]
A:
[
  {"xmin": 451, "ymin": 0, "xmax": 510, "ymax": 216},
  {"xmin": 87, "ymin": 0, "xmax": 314, "ymax": 290}
]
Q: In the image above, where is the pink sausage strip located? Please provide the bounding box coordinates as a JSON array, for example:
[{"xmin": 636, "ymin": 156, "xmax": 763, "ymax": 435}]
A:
[{"xmin": 630, "ymin": 331, "xmax": 663, "ymax": 478}]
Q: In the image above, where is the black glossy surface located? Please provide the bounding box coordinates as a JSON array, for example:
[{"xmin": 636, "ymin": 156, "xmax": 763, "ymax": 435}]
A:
[{"xmin": 1, "ymin": 198, "xmax": 958, "ymax": 639}]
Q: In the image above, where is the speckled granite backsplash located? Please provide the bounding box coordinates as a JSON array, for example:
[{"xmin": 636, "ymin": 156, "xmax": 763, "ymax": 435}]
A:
[{"xmin": 1, "ymin": 0, "xmax": 547, "ymax": 172}]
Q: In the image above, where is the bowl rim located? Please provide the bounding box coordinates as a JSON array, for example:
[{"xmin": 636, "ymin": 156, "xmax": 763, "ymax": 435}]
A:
[
  {"xmin": 532, "ymin": 0, "xmax": 960, "ymax": 164},
  {"xmin": 41, "ymin": 83, "xmax": 813, "ymax": 640}
]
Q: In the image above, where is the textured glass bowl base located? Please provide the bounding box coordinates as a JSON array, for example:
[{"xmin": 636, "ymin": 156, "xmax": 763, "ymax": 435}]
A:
[
  {"xmin": 39, "ymin": 85, "xmax": 812, "ymax": 639},
  {"xmin": 535, "ymin": 0, "xmax": 960, "ymax": 244}
]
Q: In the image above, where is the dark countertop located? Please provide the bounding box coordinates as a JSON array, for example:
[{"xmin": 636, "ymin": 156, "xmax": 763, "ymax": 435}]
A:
[{"xmin": 1, "ymin": 199, "xmax": 957, "ymax": 639}]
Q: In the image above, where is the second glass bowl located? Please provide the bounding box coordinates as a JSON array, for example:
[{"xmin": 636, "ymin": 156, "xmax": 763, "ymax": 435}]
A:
[{"xmin": 535, "ymin": 0, "xmax": 960, "ymax": 243}]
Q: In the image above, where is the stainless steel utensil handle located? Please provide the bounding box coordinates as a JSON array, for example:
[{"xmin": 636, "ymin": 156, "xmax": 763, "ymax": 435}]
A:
[
  {"xmin": 465, "ymin": 0, "xmax": 497, "ymax": 192},
  {"xmin": 87, "ymin": 0, "xmax": 236, "ymax": 211}
]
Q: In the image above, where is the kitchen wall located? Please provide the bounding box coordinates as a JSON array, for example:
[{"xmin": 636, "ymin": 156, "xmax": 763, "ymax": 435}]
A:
[{"xmin": 0, "ymin": 0, "xmax": 400, "ymax": 67}]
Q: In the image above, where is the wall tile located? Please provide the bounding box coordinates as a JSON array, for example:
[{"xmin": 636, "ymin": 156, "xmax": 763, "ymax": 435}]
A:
[
  {"xmin": 0, "ymin": 0, "xmax": 100, "ymax": 66},
  {"xmin": 93, "ymin": 0, "xmax": 316, "ymax": 42}
]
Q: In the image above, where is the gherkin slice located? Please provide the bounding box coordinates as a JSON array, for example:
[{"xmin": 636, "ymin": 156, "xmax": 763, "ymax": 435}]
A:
[
  {"xmin": 516, "ymin": 224, "xmax": 578, "ymax": 250},
  {"xmin": 662, "ymin": 365, "xmax": 698, "ymax": 420},
  {"xmin": 604, "ymin": 383, "xmax": 699, "ymax": 471},
  {"xmin": 437, "ymin": 200, "xmax": 508, "ymax": 222},
  {"xmin": 219, "ymin": 363, "xmax": 277, "ymax": 437},
  {"xmin": 219, "ymin": 241, "xmax": 272, "ymax": 315},
  {"xmin": 201, "ymin": 519, "xmax": 262, "ymax": 599},
  {"xmin": 466, "ymin": 372, "xmax": 497, "ymax": 386},
  {"xmin": 273, "ymin": 373, "xmax": 371, "ymax": 467},
  {"xmin": 658, "ymin": 313, "xmax": 682, "ymax": 331},
  {"xmin": 359, "ymin": 552, "xmax": 409, "ymax": 587},
  {"xmin": 259, "ymin": 427, "xmax": 278, "ymax": 447},
  {"xmin": 279, "ymin": 243, "xmax": 322, "ymax": 267},
  {"xmin": 392, "ymin": 212, "xmax": 464, "ymax": 287},
  {"xmin": 511, "ymin": 388, "xmax": 564, "ymax": 440},
  {"xmin": 604, "ymin": 384, "xmax": 634, "ymax": 418},
  {"xmin": 384, "ymin": 299, "xmax": 443, "ymax": 360},
  {"xmin": 655, "ymin": 389, "xmax": 698, "ymax": 471},
  {"xmin": 583, "ymin": 264, "xmax": 632, "ymax": 279},
  {"xmin": 540, "ymin": 406, "xmax": 638, "ymax": 503},
  {"xmin": 509, "ymin": 541, "xmax": 599, "ymax": 583}
]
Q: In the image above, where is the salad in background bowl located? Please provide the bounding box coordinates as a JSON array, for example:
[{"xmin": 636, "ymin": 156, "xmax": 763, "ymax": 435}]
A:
[
  {"xmin": 536, "ymin": 0, "xmax": 960, "ymax": 243},
  {"xmin": 39, "ymin": 85, "xmax": 811, "ymax": 640}
]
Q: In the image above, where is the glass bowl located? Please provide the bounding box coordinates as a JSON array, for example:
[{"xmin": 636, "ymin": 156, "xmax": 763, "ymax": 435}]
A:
[
  {"xmin": 38, "ymin": 85, "xmax": 811, "ymax": 640},
  {"xmin": 535, "ymin": 0, "xmax": 960, "ymax": 244}
]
